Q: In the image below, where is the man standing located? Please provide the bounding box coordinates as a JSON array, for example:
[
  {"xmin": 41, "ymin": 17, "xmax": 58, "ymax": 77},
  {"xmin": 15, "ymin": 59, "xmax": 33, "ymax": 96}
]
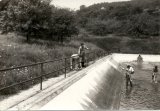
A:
[
  {"xmin": 152, "ymin": 65, "xmax": 158, "ymax": 83},
  {"xmin": 125, "ymin": 65, "xmax": 134, "ymax": 87},
  {"xmin": 78, "ymin": 43, "xmax": 89, "ymax": 68},
  {"xmin": 137, "ymin": 54, "xmax": 143, "ymax": 63}
]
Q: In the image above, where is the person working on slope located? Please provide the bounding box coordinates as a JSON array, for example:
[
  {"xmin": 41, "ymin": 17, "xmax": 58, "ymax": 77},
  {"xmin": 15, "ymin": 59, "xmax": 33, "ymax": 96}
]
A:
[
  {"xmin": 152, "ymin": 65, "xmax": 158, "ymax": 83},
  {"xmin": 125, "ymin": 65, "xmax": 134, "ymax": 88}
]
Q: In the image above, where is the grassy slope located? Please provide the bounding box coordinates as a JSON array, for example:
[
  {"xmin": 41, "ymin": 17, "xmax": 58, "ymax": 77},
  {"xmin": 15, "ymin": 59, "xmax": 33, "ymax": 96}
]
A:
[
  {"xmin": 0, "ymin": 33, "xmax": 104, "ymax": 94},
  {"xmin": 0, "ymin": 33, "xmax": 103, "ymax": 69},
  {"xmin": 81, "ymin": 34, "xmax": 160, "ymax": 54}
]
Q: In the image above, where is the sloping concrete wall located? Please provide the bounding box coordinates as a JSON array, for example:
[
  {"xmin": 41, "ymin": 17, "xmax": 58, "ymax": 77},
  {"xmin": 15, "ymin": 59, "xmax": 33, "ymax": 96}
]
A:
[
  {"xmin": 40, "ymin": 53, "xmax": 160, "ymax": 110},
  {"xmin": 40, "ymin": 57, "xmax": 124, "ymax": 110},
  {"xmin": 4, "ymin": 54, "xmax": 160, "ymax": 110}
]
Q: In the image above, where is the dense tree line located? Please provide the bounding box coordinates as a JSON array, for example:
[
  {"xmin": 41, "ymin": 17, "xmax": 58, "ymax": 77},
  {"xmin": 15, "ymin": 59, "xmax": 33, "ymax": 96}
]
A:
[
  {"xmin": 0, "ymin": 0, "xmax": 78, "ymax": 42},
  {"xmin": 0, "ymin": 0, "xmax": 159, "ymax": 41},
  {"xmin": 77, "ymin": 0, "xmax": 160, "ymax": 37}
]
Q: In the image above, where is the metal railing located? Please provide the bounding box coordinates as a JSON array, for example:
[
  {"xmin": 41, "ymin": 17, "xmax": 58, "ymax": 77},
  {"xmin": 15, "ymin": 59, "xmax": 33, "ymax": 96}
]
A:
[{"xmin": 0, "ymin": 50, "xmax": 107, "ymax": 94}]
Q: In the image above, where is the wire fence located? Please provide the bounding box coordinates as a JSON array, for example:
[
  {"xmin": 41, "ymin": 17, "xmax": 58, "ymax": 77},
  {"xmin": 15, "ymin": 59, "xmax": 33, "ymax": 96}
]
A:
[{"xmin": 0, "ymin": 50, "xmax": 108, "ymax": 94}]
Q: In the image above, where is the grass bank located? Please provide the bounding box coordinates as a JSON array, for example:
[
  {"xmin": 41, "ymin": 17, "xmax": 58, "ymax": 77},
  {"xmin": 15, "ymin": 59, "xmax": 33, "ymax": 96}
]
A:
[
  {"xmin": 81, "ymin": 34, "xmax": 160, "ymax": 54},
  {"xmin": 0, "ymin": 33, "xmax": 104, "ymax": 95}
]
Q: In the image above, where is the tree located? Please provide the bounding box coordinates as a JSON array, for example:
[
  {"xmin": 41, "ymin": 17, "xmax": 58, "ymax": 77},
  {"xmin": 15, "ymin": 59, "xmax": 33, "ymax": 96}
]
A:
[
  {"xmin": 0, "ymin": 0, "xmax": 78, "ymax": 42},
  {"xmin": 50, "ymin": 8, "xmax": 78, "ymax": 43},
  {"xmin": 85, "ymin": 18, "xmax": 108, "ymax": 36},
  {"xmin": 0, "ymin": 0, "xmax": 53, "ymax": 42},
  {"xmin": 80, "ymin": 5, "xmax": 86, "ymax": 10},
  {"xmin": 0, "ymin": 0, "xmax": 11, "ymax": 11},
  {"xmin": 76, "ymin": 0, "xmax": 159, "ymax": 37},
  {"xmin": 127, "ymin": 12, "xmax": 159, "ymax": 37}
]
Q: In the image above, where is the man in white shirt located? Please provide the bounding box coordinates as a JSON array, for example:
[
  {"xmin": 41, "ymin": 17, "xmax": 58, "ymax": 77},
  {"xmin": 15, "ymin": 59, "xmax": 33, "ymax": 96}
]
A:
[{"xmin": 125, "ymin": 65, "xmax": 134, "ymax": 87}]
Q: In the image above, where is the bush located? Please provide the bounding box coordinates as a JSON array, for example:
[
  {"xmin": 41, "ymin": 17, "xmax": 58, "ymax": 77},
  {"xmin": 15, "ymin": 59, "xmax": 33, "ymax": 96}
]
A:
[
  {"xmin": 83, "ymin": 37, "xmax": 122, "ymax": 52},
  {"xmin": 85, "ymin": 18, "xmax": 122, "ymax": 36},
  {"xmin": 126, "ymin": 13, "xmax": 160, "ymax": 37},
  {"xmin": 85, "ymin": 19, "xmax": 108, "ymax": 36}
]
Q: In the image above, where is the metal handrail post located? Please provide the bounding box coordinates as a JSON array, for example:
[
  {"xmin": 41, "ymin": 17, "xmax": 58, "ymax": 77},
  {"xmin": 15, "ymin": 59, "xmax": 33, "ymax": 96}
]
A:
[
  {"xmin": 40, "ymin": 63, "xmax": 44, "ymax": 90},
  {"xmin": 64, "ymin": 58, "xmax": 67, "ymax": 78}
]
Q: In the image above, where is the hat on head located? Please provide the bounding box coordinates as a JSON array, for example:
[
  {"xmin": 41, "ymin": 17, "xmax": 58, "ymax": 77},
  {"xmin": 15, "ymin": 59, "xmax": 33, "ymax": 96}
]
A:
[
  {"xmin": 81, "ymin": 43, "xmax": 84, "ymax": 45},
  {"xmin": 127, "ymin": 65, "xmax": 130, "ymax": 68}
]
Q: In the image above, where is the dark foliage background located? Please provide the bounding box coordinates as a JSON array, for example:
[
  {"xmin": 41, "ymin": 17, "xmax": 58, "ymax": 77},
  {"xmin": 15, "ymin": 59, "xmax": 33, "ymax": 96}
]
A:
[
  {"xmin": 77, "ymin": 0, "xmax": 160, "ymax": 38},
  {"xmin": 0, "ymin": 0, "xmax": 78, "ymax": 42}
]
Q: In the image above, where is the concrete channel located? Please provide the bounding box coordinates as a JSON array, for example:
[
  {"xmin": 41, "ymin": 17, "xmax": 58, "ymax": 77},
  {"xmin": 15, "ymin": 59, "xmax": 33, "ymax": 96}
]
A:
[
  {"xmin": 40, "ymin": 53, "xmax": 160, "ymax": 110},
  {"xmin": 40, "ymin": 55, "xmax": 124, "ymax": 110},
  {"xmin": 7, "ymin": 53, "xmax": 160, "ymax": 110}
]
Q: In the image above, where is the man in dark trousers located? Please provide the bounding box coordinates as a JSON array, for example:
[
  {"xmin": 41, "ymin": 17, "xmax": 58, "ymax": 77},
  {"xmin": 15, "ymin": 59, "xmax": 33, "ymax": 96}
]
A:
[
  {"xmin": 78, "ymin": 43, "xmax": 89, "ymax": 68},
  {"xmin": 125, "ymin": 65, "xmax": 134, "ymax": 87},
  {"xmin": 152, "ymin": 65, "xmax": 158, "ymax": 83}
]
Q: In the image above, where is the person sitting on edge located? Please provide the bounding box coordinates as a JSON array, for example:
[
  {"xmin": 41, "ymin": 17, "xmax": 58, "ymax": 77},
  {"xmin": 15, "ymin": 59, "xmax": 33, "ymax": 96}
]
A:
[{"xmin": 70, "ymin": 54, "xmax": 81, "ymax": 70}]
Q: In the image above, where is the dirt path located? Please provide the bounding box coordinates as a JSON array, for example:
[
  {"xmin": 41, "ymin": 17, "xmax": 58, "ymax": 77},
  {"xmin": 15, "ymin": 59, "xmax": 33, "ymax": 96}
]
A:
[{"xmin": 120, "ymin": 62, "xmax": 160, "ymax": 110}]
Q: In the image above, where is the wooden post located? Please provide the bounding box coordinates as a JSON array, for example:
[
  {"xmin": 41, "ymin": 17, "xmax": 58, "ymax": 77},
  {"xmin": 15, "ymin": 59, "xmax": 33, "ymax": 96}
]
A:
[{"xmin": 94, "ymin": 51, "xmax": 96, "ymax": 62}]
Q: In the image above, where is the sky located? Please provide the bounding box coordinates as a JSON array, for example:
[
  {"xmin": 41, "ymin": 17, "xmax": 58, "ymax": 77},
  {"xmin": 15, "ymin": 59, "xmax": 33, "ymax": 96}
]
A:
[{"xmin": 51, "ymin": 0, "xmax": 130, "ymax": 10}]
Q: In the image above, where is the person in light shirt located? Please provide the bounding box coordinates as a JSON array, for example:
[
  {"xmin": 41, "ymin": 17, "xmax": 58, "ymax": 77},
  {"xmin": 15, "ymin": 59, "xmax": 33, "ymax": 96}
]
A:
[{"xmin": 125, "ymin": 65, "xmax": 134, "ymax": 87}]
